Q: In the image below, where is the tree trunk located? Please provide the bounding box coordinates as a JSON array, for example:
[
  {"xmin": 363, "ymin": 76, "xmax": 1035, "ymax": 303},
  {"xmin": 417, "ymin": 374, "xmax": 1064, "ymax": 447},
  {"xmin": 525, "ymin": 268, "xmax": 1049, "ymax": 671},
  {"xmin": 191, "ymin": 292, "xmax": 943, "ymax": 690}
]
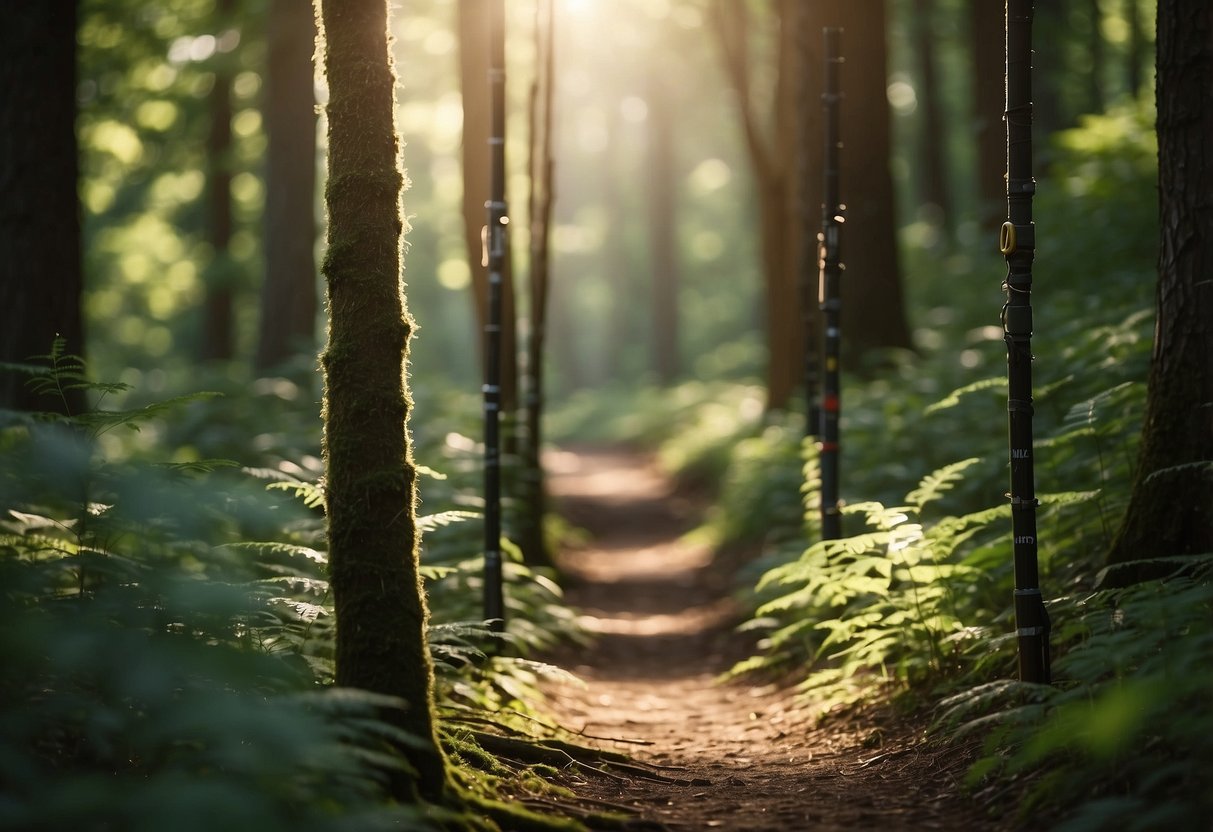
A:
[
  {"xmin": 912, "ymin": 0, "xmax": 953, "ymax": 239},
  {"xmin": 1107, "ymin": 0, "xmax": 1213, "ymax": 574},
  {"xmin": 316, "ymin": 0, "xmax": 449, "ymax": 802},
  {"xmin": 969, "ymin": 0, "xmax": 1005, "ymax": 230},
  {"xmin": 713, "ymin": 0, "xmax": 911, "ymax": 411},
  {"xmin": 711, "ymin": 0, "xmax": 805, "ymax": 411},
  {"xmin": 201, "ymin": 0, "xmax": 237, "ymax": 362},
  {"xmin": 0, "ymin": 2, "xmax": 85, "ymax": 415},
  {"xmin": 604, "ymin": 113, "xmax": 635, "ymax": 382},
  {"xmin": 458, "ymin": 0, "xmax": 519, "ymax": 416},
  {"xmin": 648, "ymin": 73, "xmax": 680, "ymax": 385},
  {"xmin": 1087, "ymin": 0, "xmax": 1106, "ymax": 113},
  {"xmin": 1033, "ymin": 0, "xmax": 1069, "ymax": 139},
  {"xmin": 519, "ymin": 0, "xmax": 556, "ymax": 569},
  {"xmin": 1126, "ymin": 0, "xmax": 1145, "ymax": 98},
  {"xmin": 825, "ymin": 0, "xmax": 913, "ymax": 360},
  {"xmin": 255, "ymin": 0, "xmax": 318, "ymax": 372}
]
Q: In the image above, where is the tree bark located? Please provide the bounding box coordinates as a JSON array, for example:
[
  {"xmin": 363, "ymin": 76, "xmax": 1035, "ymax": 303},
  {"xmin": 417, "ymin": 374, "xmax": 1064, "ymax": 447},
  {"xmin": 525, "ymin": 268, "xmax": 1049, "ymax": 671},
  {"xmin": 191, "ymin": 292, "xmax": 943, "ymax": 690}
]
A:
[
  {"xmin": 316, "ymin": 0, "xmax": 449, "ymax": 801},
  {"xmin": 255, "ymin": 0, "xmax": 318, "ymax": 372},
  {"xmin": 1107, "ymin": 0, "xmax": 1213, "ymax": 573},
  {"xmin": 969, "ymin": 0, "xmax": 1005, "ymax": 230},
  {"xmin": 0, "ymin": 2, "xmax": 85, "ymax": 415}
]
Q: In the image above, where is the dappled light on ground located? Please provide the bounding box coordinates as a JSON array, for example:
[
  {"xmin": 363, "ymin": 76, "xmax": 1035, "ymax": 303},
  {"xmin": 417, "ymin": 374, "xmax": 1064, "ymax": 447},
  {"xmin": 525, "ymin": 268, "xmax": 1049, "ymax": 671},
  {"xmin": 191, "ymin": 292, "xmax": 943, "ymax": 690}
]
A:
[{"xmin": 542, "ymin": 447, "xmax": 993, "ymax": 831}]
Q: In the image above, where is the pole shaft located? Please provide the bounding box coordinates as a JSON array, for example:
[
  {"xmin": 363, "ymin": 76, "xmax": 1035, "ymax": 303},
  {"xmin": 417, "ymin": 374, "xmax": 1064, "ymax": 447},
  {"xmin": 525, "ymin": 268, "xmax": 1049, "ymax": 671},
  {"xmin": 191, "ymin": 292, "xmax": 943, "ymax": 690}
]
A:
[
  {"xmin": 819, "ymin": 27, "xmax": 844, "ymax": 541},
  {"xmin": 483, "ymin": 0, "xmax": 507, "ymax": 629},
  {"xmin": 1002, "ymin": 0, "xmax": 1049, "ymax": 683}
]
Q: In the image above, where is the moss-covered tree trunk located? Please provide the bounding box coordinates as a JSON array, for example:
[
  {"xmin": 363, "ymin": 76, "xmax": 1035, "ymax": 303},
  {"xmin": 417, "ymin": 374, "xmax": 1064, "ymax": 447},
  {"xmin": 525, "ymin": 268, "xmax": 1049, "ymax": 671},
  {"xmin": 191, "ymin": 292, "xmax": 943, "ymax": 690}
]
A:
[
  {"xmin": 315, "ymin": 0, "xmax": 448, "ymax": 802},
  {"xmin": 1107, "ymin": 0, "xmax": 1213, "ymax": 573}
]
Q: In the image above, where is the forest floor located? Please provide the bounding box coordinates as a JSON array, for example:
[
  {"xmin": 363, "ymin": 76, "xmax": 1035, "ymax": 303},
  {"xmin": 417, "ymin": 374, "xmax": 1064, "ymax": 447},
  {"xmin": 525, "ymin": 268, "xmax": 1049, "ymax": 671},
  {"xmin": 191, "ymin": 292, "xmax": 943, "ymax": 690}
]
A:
[{"xmin": 539, "ymin": 446, "xmax": 1002, "ymax": 832}]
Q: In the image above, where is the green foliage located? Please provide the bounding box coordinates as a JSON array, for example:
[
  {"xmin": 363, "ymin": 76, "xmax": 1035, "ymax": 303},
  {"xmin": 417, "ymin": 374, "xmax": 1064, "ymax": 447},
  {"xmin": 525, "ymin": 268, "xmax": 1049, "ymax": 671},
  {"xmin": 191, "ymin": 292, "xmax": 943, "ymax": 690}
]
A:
[
  {"xmin": 0, "ymin": 373, "xmax": 435, "ymax": 829},
  {"xmin": 716, "ymin": 98, "xmax": 1201, "ymax": 829},
  {"xmin": 944, "ymin": 564, "xmax": 1213, "ymax": 829},
  {"xmin": 0, "ymin": 357, "xmax": 584, "ymax": 828}
]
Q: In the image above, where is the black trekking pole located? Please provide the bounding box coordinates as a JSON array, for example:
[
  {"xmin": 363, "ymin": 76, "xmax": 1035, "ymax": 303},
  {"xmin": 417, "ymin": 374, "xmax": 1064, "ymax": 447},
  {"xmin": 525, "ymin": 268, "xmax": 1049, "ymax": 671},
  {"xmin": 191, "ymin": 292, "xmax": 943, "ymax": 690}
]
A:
[
  {"xmin": 797, "ymin": 7, "xmax": 821, "ymax": 439},
  {"xmin": 482, "ymin": 0, "xmax": 508, "ymax": 631},
  {"xmin": 818, "ymin": 27, "xmax": 844, "ymax": 541},
  {"xmin": 1001, "ymin": 0, "xmax": 1049, "ymax": 684}
]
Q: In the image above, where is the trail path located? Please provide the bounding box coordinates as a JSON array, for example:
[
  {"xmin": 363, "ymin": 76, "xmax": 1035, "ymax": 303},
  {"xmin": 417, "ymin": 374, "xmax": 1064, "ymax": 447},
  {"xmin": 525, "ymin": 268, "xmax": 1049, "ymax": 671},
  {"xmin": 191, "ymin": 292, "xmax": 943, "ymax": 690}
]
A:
[{"xmin": 543, "ymin": 447, "xmax": 994, "ymax": 832}]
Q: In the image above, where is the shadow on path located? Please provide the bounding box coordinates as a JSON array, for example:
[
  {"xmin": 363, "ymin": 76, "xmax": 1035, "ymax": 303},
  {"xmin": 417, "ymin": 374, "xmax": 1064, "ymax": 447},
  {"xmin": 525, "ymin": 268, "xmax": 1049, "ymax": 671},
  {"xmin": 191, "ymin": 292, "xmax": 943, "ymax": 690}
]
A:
[{"xmin": 541, "ymin": 446, "xmax": 999, "ymax": 832}]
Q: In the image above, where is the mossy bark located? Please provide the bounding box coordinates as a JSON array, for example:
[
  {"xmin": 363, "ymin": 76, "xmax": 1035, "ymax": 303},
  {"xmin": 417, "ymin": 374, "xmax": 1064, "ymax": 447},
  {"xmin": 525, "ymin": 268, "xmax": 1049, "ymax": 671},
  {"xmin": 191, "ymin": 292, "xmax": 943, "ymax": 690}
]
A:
[
  {"xmin": 1106, "ymin": 0, "xmax": 1213, "ymax": 576},
  {"xmin": 315, "ymin": 0, "xmax": 448, "ymax": 802}
]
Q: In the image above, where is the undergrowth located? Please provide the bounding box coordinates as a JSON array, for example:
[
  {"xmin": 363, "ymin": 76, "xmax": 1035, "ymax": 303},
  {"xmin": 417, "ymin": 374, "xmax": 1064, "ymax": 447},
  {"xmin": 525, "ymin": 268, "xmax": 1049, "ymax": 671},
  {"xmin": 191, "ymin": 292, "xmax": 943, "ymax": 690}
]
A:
[
  {"xmin": 709, "ymin": 104, "xmax": 1212, "ymax": 830},
  {"xmin": 0, "ymin": 347, "xmax": 589, "ymax": 830}
]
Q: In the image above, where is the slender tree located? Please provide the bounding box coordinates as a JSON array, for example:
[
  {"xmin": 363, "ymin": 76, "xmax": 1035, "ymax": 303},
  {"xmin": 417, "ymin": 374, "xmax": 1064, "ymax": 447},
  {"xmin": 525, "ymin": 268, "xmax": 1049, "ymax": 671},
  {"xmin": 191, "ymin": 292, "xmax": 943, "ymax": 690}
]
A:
[
  {"xmin": 710, "ymin": 0, "xmax": 806, "ymax": 411},
  {"xmin": 0, "ymin": 1, "xmax": 85, "ymax": 415},
  {"xmin": 712, "ymin": 0, "xmax": 911, "ymax": 411},
  {"xmin": 970, "ymin": 0, "xmax": 1005, "ymax": 229},
  {"xmin": 1125, "ymin": 0, "xmax": 1145, "ymax": 97},
  {"xmin": 648, "ymin": 71, "xmax": 680, "ymax": 384},
  {"xmin": 1107, "ymin": 0, "xmax": 1213, "ymax": 573},
  {"xmin": 255, "ymin": 0, "xmax": 318, "ymax": 372},
  {"xmin": 911, "ymin": 0, "xmax": 953, "ymax": 238},
  {"xmin": 519, "ymin": 0, "xmax": 557, "ymax": 569},
  {"xmin": 1087, "ymin": 0, "xmax": 1106, "ymax": 113},
  {"xmin": 201, "ymin": 0, "xmax": 237, "ymax": 362},
  {"xmin": 315, "ymin": 0, "xmax": 449, "ymax": 801}
]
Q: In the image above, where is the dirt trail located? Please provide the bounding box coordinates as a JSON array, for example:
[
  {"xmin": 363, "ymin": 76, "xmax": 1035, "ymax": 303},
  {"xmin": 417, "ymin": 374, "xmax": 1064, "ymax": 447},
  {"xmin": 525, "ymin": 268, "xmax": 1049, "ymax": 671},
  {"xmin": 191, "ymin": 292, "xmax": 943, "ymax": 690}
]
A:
[{"xmin": 543, "ymin": 447, "xmax": 993, "ymax": 832}]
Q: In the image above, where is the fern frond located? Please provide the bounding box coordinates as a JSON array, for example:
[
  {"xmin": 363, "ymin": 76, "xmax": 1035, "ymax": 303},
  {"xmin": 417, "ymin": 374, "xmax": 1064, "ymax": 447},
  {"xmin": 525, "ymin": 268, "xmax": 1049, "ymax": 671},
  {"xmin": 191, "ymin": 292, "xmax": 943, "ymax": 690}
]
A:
[{"xmin": 907, "ymin": 458, "xmax": 981, "ymax": 510}]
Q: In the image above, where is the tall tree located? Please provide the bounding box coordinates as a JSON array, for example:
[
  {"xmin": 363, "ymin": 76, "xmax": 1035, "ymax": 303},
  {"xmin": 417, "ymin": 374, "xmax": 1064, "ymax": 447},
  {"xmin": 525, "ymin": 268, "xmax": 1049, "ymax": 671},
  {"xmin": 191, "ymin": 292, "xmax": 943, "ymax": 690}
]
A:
[
  {"xmin": 315, "ymin": 0, "xmax": 449, "ymax": 801},
  {"xmin": 255, "ymin": 0, "xmax": 318, "ymax": 372},
  {"xmin": 712, "ymin": 0, "xmax": 911, "ymax": 411},
  {"xmin": 969, "ymin": 0, "xmax": 1005, "ymax": 229},
  {"xmin": 0, "ymin": 2, "xmax": 85, "ymax": 415},
  {"xmin": 1125, "ymin": 0, "xmax": 1146, "ymax": 98},
  {"xmin": 911, "ymin": 0, "xmax": 953, "ymax": 238},
  {"xmin": 518, "ymin": 0, "xmax": 556, "ymax": 569},
  {"xmin": 200, "ymin": 0, "xmax": 237, "ymax": 362},
  {"xmin": 1033, "ymin": 0, "xmax": 1069, "ymax": 138},
  {"xmin": 1087, "ymin": 0, "xmax": 1106, "ymax": 113},
  {"xmin": 648, "ymin": 71, "xmax": 681, "ymax": 384},
  {"xmin": 1107, "ymin": 0, "xmax": 1213, "ymax": 571},
  {"xmin": 458, "ymin": 0, "xmax": 519, "ymax": 417},
  {"xmin": 711, "ymin": 0, "xmax": 806, "ymax": 411}
]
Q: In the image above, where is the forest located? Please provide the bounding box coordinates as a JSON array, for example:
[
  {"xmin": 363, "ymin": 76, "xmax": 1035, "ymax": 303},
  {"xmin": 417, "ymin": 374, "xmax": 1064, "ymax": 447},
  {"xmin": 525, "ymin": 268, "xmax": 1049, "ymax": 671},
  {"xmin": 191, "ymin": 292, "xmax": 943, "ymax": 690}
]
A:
[{"xmin": 1, "ymin": 0, "xmax": 1210, "ymax": 830}]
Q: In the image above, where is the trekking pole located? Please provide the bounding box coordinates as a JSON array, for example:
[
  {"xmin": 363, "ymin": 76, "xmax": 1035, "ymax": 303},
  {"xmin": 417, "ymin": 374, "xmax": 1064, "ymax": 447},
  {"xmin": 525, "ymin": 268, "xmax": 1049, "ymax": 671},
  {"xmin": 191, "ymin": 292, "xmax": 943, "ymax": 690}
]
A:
[
  {"xmin": 797, "ymin": 7, "xmax": 821, "ymax": 439},
  {"xmin": 1001, "ymin": 0, "xmax": 1049, "ymax": 683},
  {"xmin": 818, "ymin": 27, "xmax": 844, "ymax": 540},
  {"xmin": 483, "ymin": 0, "xmax": 508, "ymax": 631}
]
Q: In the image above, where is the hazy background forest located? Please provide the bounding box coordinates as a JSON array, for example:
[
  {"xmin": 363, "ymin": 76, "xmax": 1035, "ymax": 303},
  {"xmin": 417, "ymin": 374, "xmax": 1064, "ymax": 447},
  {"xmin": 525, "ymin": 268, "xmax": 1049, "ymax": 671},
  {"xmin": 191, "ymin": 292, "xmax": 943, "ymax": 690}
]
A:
[
  {"xmin": 7, "ymin": 0, "xmax": 1211, "ymax": 830},
  {"xmin": 65, "ymin": 0, "xmax": 1153, "ymax": 397}
]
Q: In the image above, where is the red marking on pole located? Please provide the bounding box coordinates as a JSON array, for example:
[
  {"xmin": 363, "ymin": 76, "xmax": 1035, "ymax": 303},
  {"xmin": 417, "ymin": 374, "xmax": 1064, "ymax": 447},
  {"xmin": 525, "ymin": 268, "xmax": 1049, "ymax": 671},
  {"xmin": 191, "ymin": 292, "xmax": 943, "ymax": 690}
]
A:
[
  {"xmin": 819, "ymin": 441, "xmax": 839, "ymax": 452},
  {"xmin": 823, "ymin": 394, "xmax": 840, "ymax": 412}
]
